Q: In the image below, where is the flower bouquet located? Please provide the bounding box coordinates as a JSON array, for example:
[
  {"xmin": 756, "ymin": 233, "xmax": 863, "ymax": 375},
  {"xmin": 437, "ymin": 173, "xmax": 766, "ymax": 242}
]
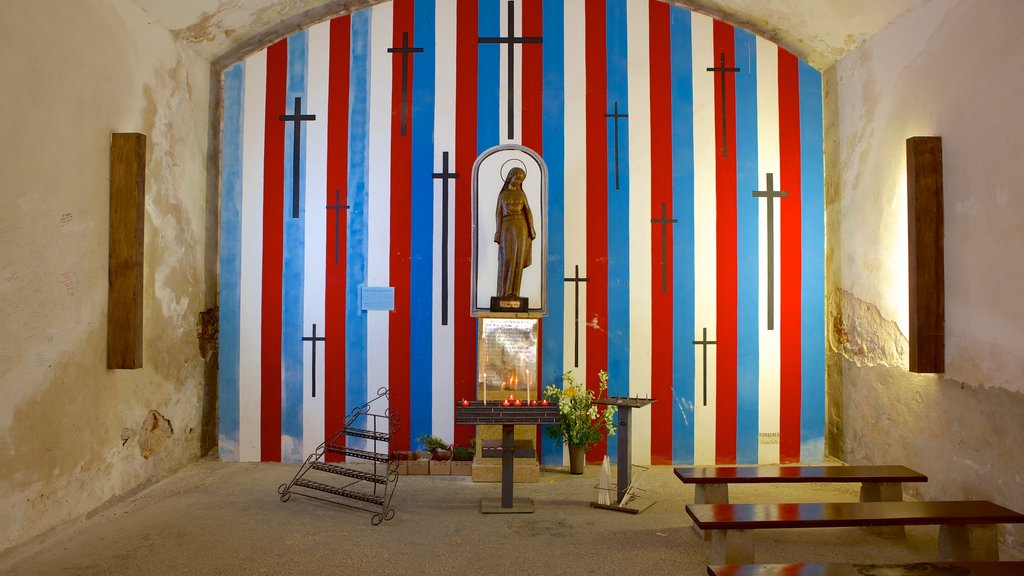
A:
[{"xmin": 543, "ymin": 370, "xmax": 617, "ymax": 450}]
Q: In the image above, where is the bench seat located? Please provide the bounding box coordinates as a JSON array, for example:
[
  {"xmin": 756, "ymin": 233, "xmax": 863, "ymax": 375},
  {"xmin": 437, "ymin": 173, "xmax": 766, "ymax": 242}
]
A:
[
  {"xmin": 686, "ymin": 500, "xmax": 1024, "ymax": 564},
  {"xmin": 677, "ymin": 465, "xmax": 927, "ymax": 539},
  {"xmin": 707, "ymin": 562, "xmax": 1024, "ymax": 576},
  {"xmin": 675, "ymin": 465, "xmax": 927, "ymax": 487}
]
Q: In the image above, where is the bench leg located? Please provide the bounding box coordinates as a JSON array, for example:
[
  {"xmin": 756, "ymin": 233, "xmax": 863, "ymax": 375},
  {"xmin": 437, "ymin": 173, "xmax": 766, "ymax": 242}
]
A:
[
  {"xmin": 860, "ymin": 482, "xmax": 905, "ymax": 539},
  {"xmin": 710, "ymin": 529, "xmax": 753, "ymax": 565},
  {"xmin": 692, "ymin": 484, "xmax": 729, "ymax": 541},
  {"xmin": 938, "ymin": 524, "xmax": 999, "ymax": 561}
]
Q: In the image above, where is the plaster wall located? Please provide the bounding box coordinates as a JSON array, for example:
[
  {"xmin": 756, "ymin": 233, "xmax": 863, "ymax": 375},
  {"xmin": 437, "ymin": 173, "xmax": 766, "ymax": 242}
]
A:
[
  {"xmin": 0, "ymin": 0, "xmax": 211, "ymax": 554},
  {"xmin": 826, "ymin": 0, "xmax": 1024, "ymax": 553}
]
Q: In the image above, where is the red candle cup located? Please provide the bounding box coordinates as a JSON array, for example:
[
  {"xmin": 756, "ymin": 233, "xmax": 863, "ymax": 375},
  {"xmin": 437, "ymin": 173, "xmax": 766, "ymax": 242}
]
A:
[
  {"xmin": 502, "ymin": 399, "xmax": 510, "ymax": 406},
  {"xmin": 514, "ymin": 399, "xmax": 522, "ymax": 406}
]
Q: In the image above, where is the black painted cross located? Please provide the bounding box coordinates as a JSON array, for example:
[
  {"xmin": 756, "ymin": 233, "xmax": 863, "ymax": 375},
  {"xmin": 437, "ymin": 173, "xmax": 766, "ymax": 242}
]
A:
[
  {"xmin": 605, "ymin": 101, "xmax": 629, "ymax": 190},
  {"xmin": 326, "ymin": 190, "xmax": 350, "ymax": 266},
  {"xmin": 431, "ymin": 151, "xmax": 458, "ymax": 326},
  {"xmin": 564, "ymin": 264, "xmax": 589, "ymax": 368},
  {"xmin": 651, "ymin": 202, "xmax": 678, "ymax": 293},
  {"xmin": 692, "ymin": 327, "xmax": 717, "ymax": 406},
  {"xmin": 706, "ymin": 53, "xmax": 740, "ymax": 157},
  {"xmin": 279, "ymin": 96, "xmax": 317, "ymax": 219},
  {"xmin": 478, "ymin": 0, "xmax": 542, "ymax": 140},
  {"xmin": 751, "ymin": 172, "xmax": 787, "ymax": 330},
  {"xmin": 302, "ymin": 323, "xmax": 327, "ymax": 398},
  {"xmin": 387, "ymin": 31, "xmax": 424, "ymax": 137}
]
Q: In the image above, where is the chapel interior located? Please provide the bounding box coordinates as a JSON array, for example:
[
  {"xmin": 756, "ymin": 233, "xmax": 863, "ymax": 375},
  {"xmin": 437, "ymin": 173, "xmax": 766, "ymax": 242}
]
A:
[{"xmin": 2, "ymin": 0, "xmax": 1023, "ymax": 573}]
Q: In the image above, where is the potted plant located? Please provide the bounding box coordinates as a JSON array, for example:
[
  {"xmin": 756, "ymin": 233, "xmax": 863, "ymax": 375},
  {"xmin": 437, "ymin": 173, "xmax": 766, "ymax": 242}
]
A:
[
  {"xmin": 450, "ymin": 444, "xmax": 475, "ymax": 476},
  {"xmin": 416, "ymin": 434, "xmax": 453, "ymax": 475},
  {"xmin": 543, "ymin": 370, "xmax": 617, "ymax": 474}
]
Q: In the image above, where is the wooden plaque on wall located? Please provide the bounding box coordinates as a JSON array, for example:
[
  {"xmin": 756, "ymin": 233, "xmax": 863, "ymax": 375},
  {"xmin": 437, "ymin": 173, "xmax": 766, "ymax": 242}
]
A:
[
  {"xmin": 107, "ymin": 132, "xmax": 146, "ymax": 369},
  {"xmin": 907, "ymin": 136, "xmax": 944, "ymax": 374}
]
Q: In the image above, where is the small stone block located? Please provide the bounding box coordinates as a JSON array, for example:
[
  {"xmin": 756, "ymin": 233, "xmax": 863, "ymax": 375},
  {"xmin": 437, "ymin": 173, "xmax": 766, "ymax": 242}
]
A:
[
  {"xmin": 710, "ymin": 529, "xmax": 754, "ymax": 565},
  {"xmin": 939, "ymin": 524, "xmax": 999, "ymax": 561},
  {"xmin": 694, "ymin": 484, "xmax": 729, "ymax": 541}
]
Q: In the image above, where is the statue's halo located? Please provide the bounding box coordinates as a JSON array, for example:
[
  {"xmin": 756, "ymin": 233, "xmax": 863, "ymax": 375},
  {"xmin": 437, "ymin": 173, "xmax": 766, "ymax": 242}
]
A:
[{"xmin": 499, "ymin": 158, "xmax": 528, "ymax": 182}]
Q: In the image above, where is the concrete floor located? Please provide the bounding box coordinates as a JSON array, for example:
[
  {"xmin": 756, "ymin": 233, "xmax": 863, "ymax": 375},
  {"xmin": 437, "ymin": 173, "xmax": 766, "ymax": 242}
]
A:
[{"xmin": 2, "ymin": 458, "xmax": 1021, "ymax": 575}]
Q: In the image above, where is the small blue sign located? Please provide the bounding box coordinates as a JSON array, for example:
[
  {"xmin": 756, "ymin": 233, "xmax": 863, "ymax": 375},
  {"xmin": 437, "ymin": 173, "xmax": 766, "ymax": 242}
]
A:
[{"xmin": 361, "ymin": 286, "xmax": 395, "ymax": 311}]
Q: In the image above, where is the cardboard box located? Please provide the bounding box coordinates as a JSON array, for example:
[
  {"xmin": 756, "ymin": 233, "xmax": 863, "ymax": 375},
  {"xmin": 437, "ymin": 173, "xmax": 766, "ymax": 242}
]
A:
[
  {"xmin": 450, "ymin": 460, "xmax": 473, "ymax": 476},
  {"xmin": 407, "ymin": 451, "xmax": 432, "ymax": 475},
  {"xmin": 429, "ymin": 460, "xmax": 452, "ymax": 475}
]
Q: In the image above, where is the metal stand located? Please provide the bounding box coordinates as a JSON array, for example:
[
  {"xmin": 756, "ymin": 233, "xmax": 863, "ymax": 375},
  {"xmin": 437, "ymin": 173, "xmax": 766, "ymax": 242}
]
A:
[
  {"xmin": 590, "ymin": 396, "xmax": 656, "ymax": 514},
  {"xmin": 455, "ymin": 402, "xmax": 560, "ymax": 513}
]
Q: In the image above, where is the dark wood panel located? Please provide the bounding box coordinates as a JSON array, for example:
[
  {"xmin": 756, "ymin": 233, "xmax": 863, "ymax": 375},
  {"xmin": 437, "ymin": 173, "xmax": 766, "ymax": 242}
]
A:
[
  {"xmin": 708, "ymin": 562, "xmax": 1024, "ymax": 576},
  {"xmin": 674, "ymin": 465, "xmax": 927, "ymax": 484},
  {"xmin": 107, "ymin": 132, "xmax": 146, "ymax": 369},
  {"xmin": 907, "ymin": 136, "xmax": 944, "ymax": 373},
  {"xmin": 687, "ymin": 500, "xmax": 1024, "ymax": 530}
]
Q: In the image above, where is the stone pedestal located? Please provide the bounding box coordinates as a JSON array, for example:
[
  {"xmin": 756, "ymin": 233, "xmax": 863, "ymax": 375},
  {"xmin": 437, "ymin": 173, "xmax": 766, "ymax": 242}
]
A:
[{"xmin": 471, "ymin": 424, "xmax": 540, "ymax": 483}]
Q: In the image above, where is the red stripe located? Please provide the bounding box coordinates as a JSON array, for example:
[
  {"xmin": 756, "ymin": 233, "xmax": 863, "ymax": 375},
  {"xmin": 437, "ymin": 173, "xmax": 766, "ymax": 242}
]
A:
[
  {"xmin": 712, "ymin": 20, "xmax": 737, "ymax": 465},
  {"xmin": 324, "ymin": 17, "xmax": 351, "ymax": 463},
  {"xmin": 389, "ymin": 0, "xmax": 414, "ymax": 453},
  {"xmin": 521, "ymin": 0, "xmax": 544, "ymax": 456},
  {"xmin": 648, "ymin": 0, "xmax": 673, "ymax": 465},
  {"xmin": 260, "ymin": 39, "xmax": 288, "ymax": 462},
  {"xmin": 521, "ymin": 0, "xmax": 543, "ymax": 150},
  {"xmin": 778, "ymin": 48, "xmax": 802, "ymax": 463},
  {"xmin": 585, "ymin": 0, "xmax": 608, "ymax": 465},
  {"xmin": 453, "ymin": 1, "xmax": 479, "ymax": 448}
]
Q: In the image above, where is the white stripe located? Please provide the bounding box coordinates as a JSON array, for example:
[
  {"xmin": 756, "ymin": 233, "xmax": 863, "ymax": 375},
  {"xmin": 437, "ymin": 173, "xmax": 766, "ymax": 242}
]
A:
[
  {"xmin": 238, "ymin": 49, "xmax": 267, "ymax": 463},
  {"xmin": 432, "ymin": 0, "xmax": 457, "ymax": 440},
  {"xmin": 626, "ymin": 0, "xmax": 652, "ymax": 466},
  {"xmin": 559, "ymin": 0, "xmax": 588, "ymax": 465},
  {"xmin": 756, "ymin": 36, "xmax": 781, "ymax": 465},
  {"xmin": 690, "ymin": 13, "xmax": 717, "ymax": 465},
  {"xmin": 301, "ymin": 21, "xmax": 330, "ymax": 457},
  {"xmin": 366, "ymin": 3, "xmax": 393, "ymax": 436}
]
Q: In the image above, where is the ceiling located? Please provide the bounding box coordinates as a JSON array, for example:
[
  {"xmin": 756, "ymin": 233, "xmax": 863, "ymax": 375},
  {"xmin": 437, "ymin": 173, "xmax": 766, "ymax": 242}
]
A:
[{"xmin": 125, "ymin": 0, "xmax": 927, "ymax": 69}]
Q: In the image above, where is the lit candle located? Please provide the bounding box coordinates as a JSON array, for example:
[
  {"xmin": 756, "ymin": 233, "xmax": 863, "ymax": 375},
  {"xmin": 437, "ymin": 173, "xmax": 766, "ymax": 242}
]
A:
[{"xmin": 526, "ymin": 370, "xmax": 530, "ymax": 404}]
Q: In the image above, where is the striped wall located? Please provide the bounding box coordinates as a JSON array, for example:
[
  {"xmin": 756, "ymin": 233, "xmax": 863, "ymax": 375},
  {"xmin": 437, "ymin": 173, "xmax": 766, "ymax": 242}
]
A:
[{"xmin": 218, "ymin": 0, "xmax": 826, "ymax": 466}]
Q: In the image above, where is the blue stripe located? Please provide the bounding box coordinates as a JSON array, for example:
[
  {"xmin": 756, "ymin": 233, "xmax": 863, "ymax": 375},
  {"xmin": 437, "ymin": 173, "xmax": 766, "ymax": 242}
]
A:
[
  {"xmin": 539, "ymin": 0, "xmax": 565, "ymax": 466},
  {"xmin": 733, "ymin": 29, "xmax": 760, "ymax": 464},
  {"xmin": 478, "ymin": 0, "xmax": 500, "ymax": 149},
  {"xmin": 604, "ymin": 0, "xmax": 629, "ymax": 465},
  {"xmin": 798, "ymin": 61, "xmax": 825, "ymax": 463},
  {"xmin": 409, "ymin": 1, "xmax": 435, "ymax": 446},
  {"xmin": 346, "ymin": 10, "xmax": 371, "ymax": 417},
  {"xmin": 670, "ymin": 7, "xmax": 695, "ymax": 465},
  {"xmin": 281, "ymin": 31, "xmax": 309, "ymax": 462},
  {"xmin": 218, "ymin": 62, "xmax": 245, "ymax": 461}
]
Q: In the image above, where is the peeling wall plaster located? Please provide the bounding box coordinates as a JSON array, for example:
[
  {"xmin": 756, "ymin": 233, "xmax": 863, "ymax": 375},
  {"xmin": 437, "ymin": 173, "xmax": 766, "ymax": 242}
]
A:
[
  {"xmin": 0, "ymin": 0, "xmax": 210, "ymax": 554},
  {"xmin": 827, "ymin": 289, "xmax": 907, "ymax": 369}
]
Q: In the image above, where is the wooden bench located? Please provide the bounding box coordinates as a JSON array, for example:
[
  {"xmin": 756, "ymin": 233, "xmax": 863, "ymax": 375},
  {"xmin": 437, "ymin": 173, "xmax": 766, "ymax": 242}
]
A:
[
  {"xmin": 707, "ymin": 562, "xmax": 1024, "ymax": 576},
  {"xmin": 686, "ymin": 500, "xmax": 1024, "ymax": 565},
  {"xmin": 676, "ymin": 465, "xmax": 928, "ymax": 539}
]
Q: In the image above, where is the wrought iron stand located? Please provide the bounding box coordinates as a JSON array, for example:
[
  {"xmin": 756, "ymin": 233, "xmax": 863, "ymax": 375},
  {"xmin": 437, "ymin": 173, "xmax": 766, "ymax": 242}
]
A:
[{"xmin": 278, "ymin": 387, "xmax": 399, "ymax": 525}]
